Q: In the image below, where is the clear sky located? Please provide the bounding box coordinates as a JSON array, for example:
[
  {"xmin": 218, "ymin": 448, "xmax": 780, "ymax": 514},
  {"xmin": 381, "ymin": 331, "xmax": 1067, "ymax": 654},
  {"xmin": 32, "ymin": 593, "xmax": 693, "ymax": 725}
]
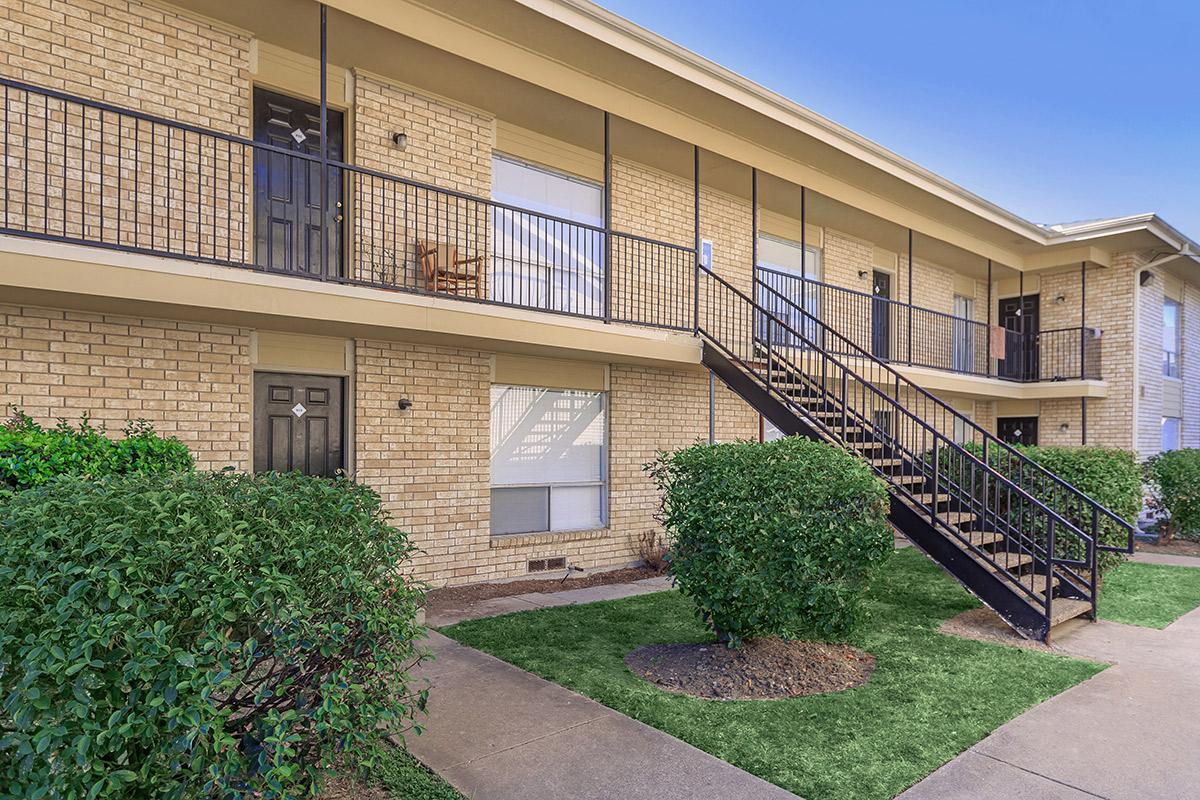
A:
[{"xmin": 598, "ymin": 0, "xmax": 1200, "ymax": 234}]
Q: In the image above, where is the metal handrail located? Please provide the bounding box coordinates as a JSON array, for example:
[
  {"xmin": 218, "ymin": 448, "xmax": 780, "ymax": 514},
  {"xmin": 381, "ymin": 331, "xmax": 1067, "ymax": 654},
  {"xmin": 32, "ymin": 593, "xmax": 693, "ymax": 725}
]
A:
[
  {"xmin": 697, "ymin": 268, "xmax": 1090, "ymax": 609},
  {"xmin": 749, "ymin": 272, "xmax": 1134, "ymax": 550}
]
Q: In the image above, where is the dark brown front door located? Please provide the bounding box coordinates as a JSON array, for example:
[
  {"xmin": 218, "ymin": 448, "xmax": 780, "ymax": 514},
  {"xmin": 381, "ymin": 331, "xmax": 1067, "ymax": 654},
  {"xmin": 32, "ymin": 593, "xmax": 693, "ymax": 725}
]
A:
[
  {"xmin": 253, "ymin": 87, "xmax": 344, "ymax": 277},
  {"xmin": 998, "ymin": 295, "xmax": 1039, "ymax": 380},
  {"xmin": 253, "ymin": 373, "xmax": 345, "ymax": 477},
  {"xmin": 997, "ymin": 416, "xmax": 1038, "ymax": 446}
]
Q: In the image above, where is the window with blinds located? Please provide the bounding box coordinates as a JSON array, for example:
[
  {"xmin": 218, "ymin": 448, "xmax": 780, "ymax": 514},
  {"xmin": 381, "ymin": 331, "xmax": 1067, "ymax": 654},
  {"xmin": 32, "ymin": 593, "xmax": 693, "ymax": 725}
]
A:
[{"xmin": 490, "ymin": 385, "xmax": 607, "ymax": 535}]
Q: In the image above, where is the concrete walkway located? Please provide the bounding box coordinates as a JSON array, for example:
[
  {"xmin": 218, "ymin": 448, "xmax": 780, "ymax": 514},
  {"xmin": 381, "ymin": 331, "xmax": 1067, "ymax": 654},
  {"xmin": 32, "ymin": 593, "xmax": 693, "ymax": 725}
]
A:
[
  {"xmin": 424, "ymin": 576, "xmax": 673, "ymax": 628},
  {"xmin": 901, "ymin": 553, "xmax": 1200, "ymax": 800},
  {"xmin": 406, "ymin": 631, "xmax": 799, "ymax": 800}
]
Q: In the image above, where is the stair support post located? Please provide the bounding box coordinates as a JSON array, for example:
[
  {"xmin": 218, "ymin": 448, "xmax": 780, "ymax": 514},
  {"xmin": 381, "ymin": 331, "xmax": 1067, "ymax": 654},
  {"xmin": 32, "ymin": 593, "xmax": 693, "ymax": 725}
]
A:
[{"xmin": 1045, "ymin": 517, "xmax": 1055, "ymax": 625}]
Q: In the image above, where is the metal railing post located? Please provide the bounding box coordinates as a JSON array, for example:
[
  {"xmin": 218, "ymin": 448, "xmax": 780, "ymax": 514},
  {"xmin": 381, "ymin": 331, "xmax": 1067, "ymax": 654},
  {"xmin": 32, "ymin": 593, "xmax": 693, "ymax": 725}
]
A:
[{"xmin": 693, "ymin": 145, "xmax": 700, "ymax": 333}]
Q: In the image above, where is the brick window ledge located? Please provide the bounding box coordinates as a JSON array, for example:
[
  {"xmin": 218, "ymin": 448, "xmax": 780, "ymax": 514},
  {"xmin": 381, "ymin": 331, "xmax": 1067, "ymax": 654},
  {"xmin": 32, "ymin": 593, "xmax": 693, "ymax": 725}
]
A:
[{"xmin": 490, "ymin": 527, "xmax": 611, "ymax": 550}]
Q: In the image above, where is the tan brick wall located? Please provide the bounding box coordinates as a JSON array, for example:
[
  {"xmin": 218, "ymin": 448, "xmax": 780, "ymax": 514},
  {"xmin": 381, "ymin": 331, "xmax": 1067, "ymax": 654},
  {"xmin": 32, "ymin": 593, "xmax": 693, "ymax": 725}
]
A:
[
  {"xmin": 0, "ymin": 303, "xmax": 251, "ymax": 470},
  {"xmin": 353, "ymin": 338, "xmax": 750, "ymax": 586},
  {"xmin": 350, "ymin": 72, "xmax": 496, "ymax": 291},
  {"xmin": 0, "ymin": 0, "xmax": 252, "ymax": 262},
  {"xmin": 1135, "ymin": 259, "xmax": 1164, "ymax": 457},
  {"xmin": 1086, "ymin": 252, "xmax": 1140, "ymax": 451}
]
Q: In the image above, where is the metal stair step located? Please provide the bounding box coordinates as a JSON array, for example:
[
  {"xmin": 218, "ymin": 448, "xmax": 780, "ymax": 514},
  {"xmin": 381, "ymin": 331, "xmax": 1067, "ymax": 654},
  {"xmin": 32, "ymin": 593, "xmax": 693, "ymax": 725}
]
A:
[
  {"xmin": 1049, "ymin": 598, "xmax": 1093, "ymax": 627},
  {"xmin": 1010, "ymin": 571, "xmax": 1060, "ymax": 595},
  {"xmin": 977, "ymin": 551, "xmax": 1035, "ymax": 572},
  {"xmin": 910, "ymin": 492, "xmax": 951, "ymax": 506}
]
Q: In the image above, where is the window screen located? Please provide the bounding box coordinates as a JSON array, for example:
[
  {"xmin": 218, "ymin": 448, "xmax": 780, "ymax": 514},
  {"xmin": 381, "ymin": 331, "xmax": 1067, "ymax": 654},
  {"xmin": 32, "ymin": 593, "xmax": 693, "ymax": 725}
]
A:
[
  {"xmin": 1164, "ymin": 299, "xmax": 1182, "ymax": 378},
  {"xmin": 1162, "ymin": 417, "xmax": 1182, "ymax": 452},
  {"xmin": 490, "ymin": 385, "xmax": 607, "ymax": 535}
]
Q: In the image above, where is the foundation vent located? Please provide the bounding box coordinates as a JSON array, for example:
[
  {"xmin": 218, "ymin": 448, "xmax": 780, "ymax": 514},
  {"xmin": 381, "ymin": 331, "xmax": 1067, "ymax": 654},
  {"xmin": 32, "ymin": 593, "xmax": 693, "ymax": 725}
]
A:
[{"xmin": 528, "ymin": 556, "xmax": 568, "ymax": 573}]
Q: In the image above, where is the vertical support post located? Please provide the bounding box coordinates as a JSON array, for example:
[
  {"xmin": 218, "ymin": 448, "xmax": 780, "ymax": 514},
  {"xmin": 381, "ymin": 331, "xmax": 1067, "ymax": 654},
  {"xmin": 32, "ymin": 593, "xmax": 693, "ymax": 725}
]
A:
[
  {"xmin": 692, "ymin": 145, "xmax": 700, "ymax": 333},
  {"xmin": 751, "ymin": 168, "xmax": 758, "ymax": 279},
  {"xmin": 319, "ymin": 4, "xmax": 329, "ymax": 281},
  {"xmin": 986, "ymin": 259, "xmax": 993, "ymax": 376},
  {"xmin": 1080, "ymin": 259, "xmax": 1088, "ymax": 443},
  {"xmin": 708, "ymin": 372, "xmax": 715, "ymax": 444},
  {"xmin": 907, "ymin": 229, "xmax": 914, "ymax": 365},
  {"xmin": 800, "ymin": 186, "xmax": 807, "ymax": 278},
  {"xmin": 1018, "ymin": 270, "xmax": 1025, "ymax": 379},
  {"xmin": 603, "ymin": 111, "xmax": 612, "ymax": 324}
]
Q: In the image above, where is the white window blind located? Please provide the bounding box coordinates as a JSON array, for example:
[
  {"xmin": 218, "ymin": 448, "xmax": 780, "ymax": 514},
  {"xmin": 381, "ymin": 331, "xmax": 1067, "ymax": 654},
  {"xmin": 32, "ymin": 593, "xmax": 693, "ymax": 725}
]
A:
[
  {"xmin": 490, "ymin": 385, "xmax": 607, "ymax": 535},
  {"xmin": 1162, "ymin": 417, "xmax": 1182, "ymax": 452},
  {"xmin": 490, "ymin": 155, "xmax": 604, "ymax": 316},
  {"xmin": 1164, "ymin": 299, "xmax": 1182, "ymax": 378}
]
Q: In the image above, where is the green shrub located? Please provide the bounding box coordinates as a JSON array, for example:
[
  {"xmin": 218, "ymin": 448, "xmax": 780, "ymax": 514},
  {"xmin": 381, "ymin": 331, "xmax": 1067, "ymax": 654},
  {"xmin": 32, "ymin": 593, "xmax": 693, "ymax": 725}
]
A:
[
  {"xmin": 648, "ymin": 437, "xmax": 892, "ymax": 646},
  {"xmin": 1148, "ymin": 449, "xmax": 1200, "ymax": 542},
  {"xmin": 0, "ymin": 471, "xmax": 426, "ymax": 799},
  {"xmin": 937, "ymin": 443, "xmax": 1140, "ymax": 574},
  {"xmin": 0, "ymin": 408, "xmax": 194, "ymax": 489}
]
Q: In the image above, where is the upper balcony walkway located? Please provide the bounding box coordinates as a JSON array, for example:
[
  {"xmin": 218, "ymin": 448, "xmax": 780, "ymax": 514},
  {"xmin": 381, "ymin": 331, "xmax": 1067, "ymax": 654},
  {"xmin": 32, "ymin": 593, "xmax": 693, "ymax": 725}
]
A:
[{"xmin": 0, "ymin": 77, "xmax": 1101, "ymax": 389}]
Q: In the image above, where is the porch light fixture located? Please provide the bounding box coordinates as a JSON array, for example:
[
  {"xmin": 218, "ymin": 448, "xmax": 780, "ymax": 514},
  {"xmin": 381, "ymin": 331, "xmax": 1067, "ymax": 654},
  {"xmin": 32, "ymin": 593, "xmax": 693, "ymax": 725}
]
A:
[
  {"xmin": 1140, "ymin": 270, "xmax": 1155, "ymax": 286},
  {"xmin": 391, "ymin": 131, "xmax": 408, "ymax": 149},
  {"xmin": 1059, "ymin": 422, "xmax": 1070, "ymax": 433},
  {"xmin": 1055, "ymin": 294, "xmax": 1066, "ymax": 304},
  {"xmin": 858, "ymin": 270, "xmax": 869, "ymax": 279}
]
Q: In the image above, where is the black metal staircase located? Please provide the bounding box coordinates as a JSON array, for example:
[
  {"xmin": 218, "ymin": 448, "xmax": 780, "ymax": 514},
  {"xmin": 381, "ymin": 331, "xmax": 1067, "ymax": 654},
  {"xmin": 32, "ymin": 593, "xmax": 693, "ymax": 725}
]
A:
[{"xmin": 696, "ymin": 266, "xmax": 1135, "ymax": 642}]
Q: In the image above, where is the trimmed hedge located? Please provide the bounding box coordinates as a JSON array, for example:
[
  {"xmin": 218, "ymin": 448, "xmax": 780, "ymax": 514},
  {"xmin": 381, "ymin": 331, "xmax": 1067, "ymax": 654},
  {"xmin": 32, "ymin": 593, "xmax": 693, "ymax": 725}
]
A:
[
  {"xmin": 1148, "ymin": 449, "xmax": 1200, "ymax": 542},
  {"xmin": 0, "ymin": 409, "xmax": 193, "ymax": 489},
  {"xmin": 648, "ymin": 437, "xmax": 892, "ymax": 646},
  {"xmin": 0, "ymin": 471, "xmax": 426, "ymax": 799}
]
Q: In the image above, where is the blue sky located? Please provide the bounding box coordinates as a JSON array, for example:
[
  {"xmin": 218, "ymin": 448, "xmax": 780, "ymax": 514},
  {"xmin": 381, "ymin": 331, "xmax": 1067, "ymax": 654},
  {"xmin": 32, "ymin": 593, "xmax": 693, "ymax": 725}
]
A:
[{"xmin": 600, "ymin": 0, "xmax": 1200, "ymax": 233}]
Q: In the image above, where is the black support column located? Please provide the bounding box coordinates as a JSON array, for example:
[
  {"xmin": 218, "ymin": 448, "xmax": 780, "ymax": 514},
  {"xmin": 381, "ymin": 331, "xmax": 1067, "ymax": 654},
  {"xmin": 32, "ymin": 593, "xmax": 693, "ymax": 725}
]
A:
[
  {"xmin": 319, "ymin": 4, "xmax": 329, "ymax": 280},
  {"xmin": 1081, "ymin": 260, "xmax": 1088, "ymax": 444},
  {"xmin": 603, "ymin": 111, "xmax": 612, "ymax": 323}
]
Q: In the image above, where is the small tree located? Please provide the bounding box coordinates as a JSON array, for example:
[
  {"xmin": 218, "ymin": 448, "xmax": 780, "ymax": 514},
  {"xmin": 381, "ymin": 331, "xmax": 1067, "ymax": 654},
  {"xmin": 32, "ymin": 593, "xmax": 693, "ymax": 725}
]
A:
[
  {"xmin": 1148, "ymin": 449, "xmax": 1200, "ymax": 543},
  {"xmin": 648, "ymin": 437, "xmax": 892, "ymax": 647}
]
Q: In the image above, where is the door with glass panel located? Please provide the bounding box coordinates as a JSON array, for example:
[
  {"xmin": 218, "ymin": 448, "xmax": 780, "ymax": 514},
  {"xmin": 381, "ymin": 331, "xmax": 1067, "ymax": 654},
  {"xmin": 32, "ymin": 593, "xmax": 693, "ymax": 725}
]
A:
[
  {"xmin": 490, "ymin": 385, "xmax": 607, "ymax": 535},
  {"xmin": 490, "ymin": 156, "xmax": 604, "ymax": 317},
  {"xmin": 755, "ymin": 235, "xmax": 821, "ymax": 349},
  {"xmin": 952, "ymin": 295, "xmax": 975, "ymax": 373}
]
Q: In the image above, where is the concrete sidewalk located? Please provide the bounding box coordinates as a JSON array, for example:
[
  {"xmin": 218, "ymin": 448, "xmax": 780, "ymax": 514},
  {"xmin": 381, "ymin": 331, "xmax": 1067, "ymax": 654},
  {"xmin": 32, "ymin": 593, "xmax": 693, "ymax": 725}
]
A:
[
  {"xmin": 405, "ymin": 631, "xmax": 799, "ymax": 800},
  {"xmin": 424, "ymin": 575, "xmax": 673, "ymax": 627},
  {"xmin": 900, "ymin": 599, "xmax": 1200, "ymax": 799}
]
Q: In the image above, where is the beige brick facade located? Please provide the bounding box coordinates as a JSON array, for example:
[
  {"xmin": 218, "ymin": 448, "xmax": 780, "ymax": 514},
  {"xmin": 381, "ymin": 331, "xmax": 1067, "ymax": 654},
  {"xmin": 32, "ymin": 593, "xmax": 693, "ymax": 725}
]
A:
[
  {"xmin": 3, "ymin": 1, "xmax": 1197, "ymax": 591},
  {"xmin": 0, "ymin": 304, "xmax": 251, "ymax": 471}
]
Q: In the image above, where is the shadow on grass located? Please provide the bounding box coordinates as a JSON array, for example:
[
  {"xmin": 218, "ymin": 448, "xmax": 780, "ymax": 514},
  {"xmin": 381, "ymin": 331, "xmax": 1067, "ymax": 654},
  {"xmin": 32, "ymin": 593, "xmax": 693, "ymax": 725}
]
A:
[{"xmin": 442, "ymin": 548, "xmax": 1105, "ymax": 800}]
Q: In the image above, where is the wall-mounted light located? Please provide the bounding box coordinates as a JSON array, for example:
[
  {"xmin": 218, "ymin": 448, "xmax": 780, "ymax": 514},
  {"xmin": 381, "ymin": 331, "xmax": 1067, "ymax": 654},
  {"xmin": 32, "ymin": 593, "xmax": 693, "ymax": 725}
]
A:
[
  {"xmin": 392, "ymin": 132, "xmax": 408, "ymax": 149},
  {"xmin": 1055, "ymin": 294, "xmax": 1066, "ymax": 304},
  {"xmin": 858, "ymin": 270, "xmax": 869, "ymax": 279},
  {"xmin": 1059, "ymin": 422, "xmax": 1070, "ymax": 433},
  {"xmin": 397, "ymin": 397, "xmax": 413, "ymax": 411},
  {"xmin": 1140, "ymin": 269, "xmax": 1155, "ymax": 286}
]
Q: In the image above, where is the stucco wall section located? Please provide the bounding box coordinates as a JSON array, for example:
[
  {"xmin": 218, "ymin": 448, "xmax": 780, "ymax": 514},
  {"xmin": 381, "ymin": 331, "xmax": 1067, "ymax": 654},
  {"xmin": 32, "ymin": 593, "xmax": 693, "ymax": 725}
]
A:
[{"xmin": 0, "ymin": 303, "xmax": 251, "ymax": 471}]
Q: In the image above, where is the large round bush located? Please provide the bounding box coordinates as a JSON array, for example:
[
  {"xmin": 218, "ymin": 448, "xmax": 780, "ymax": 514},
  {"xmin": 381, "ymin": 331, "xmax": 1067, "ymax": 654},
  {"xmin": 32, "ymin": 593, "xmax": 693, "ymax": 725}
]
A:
[
  {"xmin": 648, "ymin": 437, "xmax": 892, "ymax": 646},
  {"xmin": 1148, "ymin": 448, "xmax": 1200, "ymax": 542},
  {"xmin": 0, "ymin": 471, "xmax": 425, "ymax": 799}
]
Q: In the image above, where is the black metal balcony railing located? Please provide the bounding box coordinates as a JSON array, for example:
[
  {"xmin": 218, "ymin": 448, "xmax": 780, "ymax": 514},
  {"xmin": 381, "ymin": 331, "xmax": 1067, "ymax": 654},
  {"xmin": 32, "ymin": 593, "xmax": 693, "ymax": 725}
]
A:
[
  {"xmin": 0, "ymin": 78, "xmax": 1099, "ymax": 383},
  {"xmin": 0, "ymin": 78, "xmax": 693, "ymax": 332},
  {"xmin": 756, "ymin": 268, "xmax": 1101, "ymax": 382}
]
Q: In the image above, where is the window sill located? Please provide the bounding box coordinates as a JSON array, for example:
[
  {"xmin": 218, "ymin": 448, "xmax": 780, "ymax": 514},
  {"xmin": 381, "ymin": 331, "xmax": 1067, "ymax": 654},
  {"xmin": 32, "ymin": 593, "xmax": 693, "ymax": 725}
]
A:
[{"xmin": 490, "ymin": 527, "xmax": 611, "ymax": 549}]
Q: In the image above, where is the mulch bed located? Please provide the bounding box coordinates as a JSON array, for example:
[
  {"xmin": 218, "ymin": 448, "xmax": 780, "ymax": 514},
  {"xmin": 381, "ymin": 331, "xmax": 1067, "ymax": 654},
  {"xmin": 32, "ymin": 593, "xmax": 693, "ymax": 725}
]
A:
[
  {"xmin": 624, "ymin": 637, "xmax": 875, "ymax": 700},
  {"xmin": 425, "ymin": 565, "xmax": 661, "ymax": 607},
  {"xmin": 1136, "ymin": 539, "xmax": 1200, "ymax": 558},
  {"xmin": 317, "ymin": 775, "xmax": 388, "ymax": 800}
]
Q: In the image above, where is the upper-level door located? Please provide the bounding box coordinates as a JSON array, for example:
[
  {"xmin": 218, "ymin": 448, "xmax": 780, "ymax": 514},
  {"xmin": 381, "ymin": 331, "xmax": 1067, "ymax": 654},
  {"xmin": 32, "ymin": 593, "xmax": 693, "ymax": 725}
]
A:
[
  {"xmin": 952, "ymin": 295, "xmax": 975, "ymax": 373},
  {"xmin": 253, "ymin": 87, "xmax": 344, "ymax": 277},
  {"xmin": 998, "ymin": 295, "xmax": 1039, "ymax": 380},
  {"xmin": 871, "ymin": 270, "xmax": 892, "ymax": 359}
]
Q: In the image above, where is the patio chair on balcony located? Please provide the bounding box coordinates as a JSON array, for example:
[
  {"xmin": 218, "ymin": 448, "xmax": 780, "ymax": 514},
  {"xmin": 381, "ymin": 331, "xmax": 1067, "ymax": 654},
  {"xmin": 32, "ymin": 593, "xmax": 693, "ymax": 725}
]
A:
[{"xmin": 417, "ymin": 240, "xmax": 485, "ymax": 299}]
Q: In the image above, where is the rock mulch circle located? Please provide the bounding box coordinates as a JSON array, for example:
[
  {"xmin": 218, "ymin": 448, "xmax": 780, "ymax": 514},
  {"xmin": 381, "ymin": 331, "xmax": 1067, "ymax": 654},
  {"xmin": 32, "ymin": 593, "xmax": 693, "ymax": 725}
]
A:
[{"xmin": 624, "ymin": 637, "xmax": 875, "ymax": 700}]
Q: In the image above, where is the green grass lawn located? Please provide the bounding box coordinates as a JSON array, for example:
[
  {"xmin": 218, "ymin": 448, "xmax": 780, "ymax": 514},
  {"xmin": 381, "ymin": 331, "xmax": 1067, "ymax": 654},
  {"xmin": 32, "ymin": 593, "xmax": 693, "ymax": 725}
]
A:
[
  {"xmin": 1098, "ymin": 560, "xmax": 1200, "ymax": 628},
  {"xmin": 441, "ymin": 548, "xmax": 1103, "ymax": 800},
  {"xmin": 339, "ymin": 738, "xmax": 464, "ymax": 800}
]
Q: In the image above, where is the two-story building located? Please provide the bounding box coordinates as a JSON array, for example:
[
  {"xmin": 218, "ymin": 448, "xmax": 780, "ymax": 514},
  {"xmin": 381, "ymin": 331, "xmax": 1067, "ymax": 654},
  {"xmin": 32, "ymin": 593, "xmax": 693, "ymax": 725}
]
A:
[{"xmin": 0, "ymin": 0, "xmax": 1194, "ymax": 613}]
